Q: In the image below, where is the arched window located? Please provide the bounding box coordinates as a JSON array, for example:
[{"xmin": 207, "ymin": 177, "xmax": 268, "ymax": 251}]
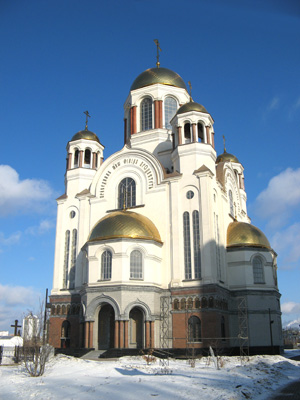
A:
[
  {"xmin": 101, "ymin": 250, "xmax": 112, "ymax": 280},
  {"xmin": 229, "ymin": 190, "xmax": 234, "ymax": 216},
  {"xmin": 56, "ymin": 305, "xmax": 61, "ymax": 315},
  {"xmin": 62, "ymin": 305, "xmax": 66, "ymax": 315},
  {"xmin": 74, "ymin": 149, "xmax": 79, "ymax": 168},
  {"xmin": 201, "ymin": 297, "xmax": 207, "ymax": 308},
  {"xmin": 84, "ymin": 149, "xmax": 91, "ymax": 168},
  {"xmin": 197, "ymin": 122, "xmax": 204, "ymax": 142},
  {"xmin": 173, "ymin": 299, "xmax": 179, "ymax": 310},
  {"xmin": 188, "ymin": 316, "xmax": 201, "ymax": 342},
  {"xmin": 184, "ymin": 123, "xmax": 191, "ymax": 143},
  {"xmin": 141, "ymin": 98, "xmax": 152, "ymax": 131},
  {"xmin": 221, "ymin": 316, "xmax": 226, "ymax": 341},
  {"xmin": 187, "ymin": 297, "xmax": 193, "ymax": 309},
  {"xmin": 195, "ymin": 297, "xmax": 200, "ymax": 309},
  {"xmin": 253, "ymin": 256, "xmax": 264, "ymax": 283},
  {"xmin": 209, "ymin": 297, "xmax": 214, "ymax": 308},
  {"xmin": 130, "ymin": 250, "xmax": 143, "ymax": 279},
  {"xmin": 164, "ymin": 97, "xmax": 177, "ymax": 129},
  {"xmin": 183, "ymin": 212, "xmax": 192, "ymax": 279},
  {"xmin": 192, "ymin": 210, "xmax": 201, "ymax": 279},
  {"xmin": 69, "ymin": 229, "xmax": 77, "ymax": 289},
  {"xmin": 180, "ymin": 298, "xmax": 186, "ymax": 310},
  {"xmin": 118, "ymin": 178, "xmax": 136, "ymax": 209},
  {"xmin": 63, "ymin": 230, "xmax": 70, "ymax": 289}
]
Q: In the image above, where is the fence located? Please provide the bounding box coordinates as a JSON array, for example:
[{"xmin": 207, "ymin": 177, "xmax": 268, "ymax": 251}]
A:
[{"xmin": 0, "ymin": 346, "xmax": 23, "ymax": 365}]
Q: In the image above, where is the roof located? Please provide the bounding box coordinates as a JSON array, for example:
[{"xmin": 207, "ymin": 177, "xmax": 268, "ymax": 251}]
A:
[
  {"xmin": 130, "ymin": 67, "xmax": 187, "ymax": 91},
  {"xmin": 70, "ymin": 129, "xmax": 100, "ymax": 144},
  {"xmin": 227, "ymin": 221, "xmax": 271, "ymax": 249},
  {"xmin": 216, "ymin": 151, "xmax": 239, "ymax": 164},
  {"xmin": 176, "ymin": 101, "xmax": 208, "ymax": 115}
]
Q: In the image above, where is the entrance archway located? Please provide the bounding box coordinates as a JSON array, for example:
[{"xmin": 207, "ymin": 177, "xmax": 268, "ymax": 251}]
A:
[
  {"xmin": 129, "ymin": 307, "xmax": 144, "ymax": 349},
  {"xmin": 98, "ymin": 304, "xmax": 115, "ymax": 349}
]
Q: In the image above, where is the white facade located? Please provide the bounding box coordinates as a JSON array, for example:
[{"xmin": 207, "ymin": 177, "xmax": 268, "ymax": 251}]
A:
[{"xmin": 49, "ymin": 66, "xmax": 282, "ymax": 353}]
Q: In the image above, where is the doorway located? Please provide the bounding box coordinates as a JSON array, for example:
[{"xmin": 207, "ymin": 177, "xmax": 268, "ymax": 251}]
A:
[
  {"xmin": 129, "ymin": 307, "xmax": 144, "ymax": 349},
  {"xmin": 98, "ymin": 304, "xmax": 115, "ymax": 349}
]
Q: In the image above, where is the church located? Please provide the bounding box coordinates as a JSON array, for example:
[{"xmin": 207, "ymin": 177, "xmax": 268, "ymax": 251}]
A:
[{"xmin": 49, "ymin": 56, "xmax": 282, "ymax": 355}]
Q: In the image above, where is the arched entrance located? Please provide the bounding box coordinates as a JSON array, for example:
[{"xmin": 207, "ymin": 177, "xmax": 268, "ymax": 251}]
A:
[
  {"xmin": 129, "ymin": 307, "xmax": 144, "ymax": 349},
  {"xmin": 98, "ymin": 304, "xmax": 115, "ymax": 349}
]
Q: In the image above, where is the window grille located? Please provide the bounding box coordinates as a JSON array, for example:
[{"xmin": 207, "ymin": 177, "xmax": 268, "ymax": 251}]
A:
[
  {"xmin": 141, "ymin": 98, "xmax": 152, "ymax": 131},
  {"xmin": 253, "ymin": 257, "xmax": 264, "ymax": 283},
  {"xmin": 118, "ymin": 178, "xmax": 136, "ymax": 209},
  {"xmin": 183, "ymin": 212, "xmax": 192, "ymax": 279},
  {"xmin": 101, "ymin": 250, "xmax": 112, "ymax": 280},
  {"xmin": 188, "ymin": 316, "xmax": 201, "ymax": 342},
  {"xmin": 164, "ymin": 97, "xmax": 177, "ymax": 129},
  {"xmin": 130, "ymin": 250, "xmax": 143, "ymax": 279},
  {"xmin": 192, "ymin": 210, "xmax": 201, "ymax": 279}
]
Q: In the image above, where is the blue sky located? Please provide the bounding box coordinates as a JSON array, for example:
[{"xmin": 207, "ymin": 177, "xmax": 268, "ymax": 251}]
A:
[{"xmin": 0, "ymin": 0, "xmax": 300, "ymax": 332}]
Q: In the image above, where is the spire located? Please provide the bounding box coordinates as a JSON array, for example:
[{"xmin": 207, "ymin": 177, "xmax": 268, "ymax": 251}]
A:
[
  {"xmin": 83, "ymin": 110, "xmax": 91, "ymax": 131},
  {"xmin": 154, "ymin": 39, "xmax": 161, "ymax": 68}
]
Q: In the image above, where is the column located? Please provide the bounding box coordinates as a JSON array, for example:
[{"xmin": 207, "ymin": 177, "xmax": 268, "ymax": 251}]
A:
[
  {"xmin": 192, "ymin": 123, "xmax": 197, "ymax": 142},
  {"xmin": 150, "ymin": 321, "xmax": 155, "ymax": 348},
  {"xmin": 177, "ymin": 126, "xmax": 182, "ymax": 145},
  {"xmin": 124, "ymin": 118, "xmax": 127, "ymax": 144},
  {"xmin": 92, "ymin": 152, "xmax": 97, "ymax": 169},
  {"xmin": 211, "ymin": 131, "xmax": 215, "ymax": 148},
  {"xmin": 114, "ymin": 320, "xmax": 119, "ymax": 348},
  {"xmin": 145, "ymin": 321, "xmax": 150, "ymax": 348},
  {"xmin": 84, "ymin": 322, "xmax": 90, "ymax": 348},
  {"xmin": 206, "ymin": 126, "xmax": 211, "ymax": 145},
  {"xmin": 119, "ymin": 320, "xmax": 124, "ymax": 348},
  {"xmin": 67, "ymin": 153, "xmax": 72, "ymax": 170},
  {"xmin": 89, "ymin": 321, "xmax": 94, "ymax": 348},
  {"xmin": 79, "ymin": 150, "xmax": 84, "ymax": 168},
  {"xmin": 124, "ymin": 320, "xmax": 129, "ymax": 348},
  {"xmin": 130, "ymin": 106, "xmax": 137, "ymax": 134},
  {"xmin": 154, "ymin": 100, "xmax": 159, "ymax": 129},
  {"xmin": 158, "ymin": 100, "xmax": 163, "ymax": 128}
]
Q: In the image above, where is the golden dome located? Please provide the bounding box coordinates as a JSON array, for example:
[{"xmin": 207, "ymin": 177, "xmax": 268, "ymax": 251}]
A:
[
  {"xmin": 227, "ymin": 222, "xmax": 271, "ymax": 249},
  {"xmin": 216, "ymin": 151, "xmax": 239, "ymax": 164},
  {"xmin": 89, "ymin": 210, "xmax": 162, "ymax": 244},
  {"xmin": 176, "ymin": 101, "xmax": 208, "ymax": 115},
  {"xmin": 71, "ymin": 129, "xmax": 100, "ymax": 144},
  {"xmin": 130, "ymin": 67, "xmax": 187, "ymax": 91}
]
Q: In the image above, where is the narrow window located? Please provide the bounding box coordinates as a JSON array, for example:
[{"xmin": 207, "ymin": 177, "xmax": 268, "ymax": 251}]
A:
[
  {"xmin": 164, "ymin": 97, "xmax": 177, "ymax": 129},
  {"xmin": 74, "ymin": 150, "xmax": 79, "ymax": 168},
  {"xmin": 69, "ymin": 229, "xmax": 77, "ymax": 289},
  {"xmin": 180, "ymin": 298, "xmax": 186, "ymax": 310},
  {"xmin": 183, "ymin": 212, "xmax": 192, "ymax": 279},
  {"xmin": 118, "ymin": 178, "xmax": 136, "ymax": 209},
  {"xmin": 84, "ymin": 149, "xmax": 91, "ymax": 168},
  {"xmin": 130, "ymin": 250, "xmax": 143, "ymax": 279},
  {"xmin": 188, "ymin": 316, "xmax": 201, "ymax": 342},
  {"xmin": 187, "ymin": 297, "xmax": 193, "ymax": 309},
  {"xmin": 184, "ymin": 123, "xmax": 191, "ymax": 143},
  {"xmin": 101, "ymin": 250, "xmax": 112, "ymax": 280},
  {"xmin": 214, "ymin": 213, "xmax": 221, "ymax": 280},
  {"xmin": 221, "ymin": 316, "xmax": 226, "ymax": 341},
  {"xmin": 195, "ymin": 297, "xmax": 200, "ymax": 308},
  {"xmin": 229, "ymin": 190, "xmax": 234, "ymax": 216},
  {"xmin": 173, "ymin": 299, "xmax": 179, "ymax": 310},
  {"xmin": 141, "ymin": 98, "xmax": 152, "ymax": 131},
  {"xmin": 197, "ymin": 122, "xmax": 204, "ymax": 142},
  {"xmin": 192, "ymin": 210, "xmax": 201, "ymax": 279},
  {"xmin": 63, "ymin": 230, "xmax": 70, "ymax": 288},
  {"xmin": 253, "ymin": 256, "xmax": 264, "ymax": 283}
]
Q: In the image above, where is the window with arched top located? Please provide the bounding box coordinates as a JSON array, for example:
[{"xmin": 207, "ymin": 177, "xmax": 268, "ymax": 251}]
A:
[
  {"xmin": 201, "ymin": 297, "xmax": 207, "ymax": 308},
  {"xmin": 183, "ymin": 212, "xmax": 192, "ymax": 279},
  {"xmin": 164, "ymin": 97, "xmax": 177, "ymax": 129},
  {"xmin": 141, "ymin": 98, "xmax": 152, "ymax": 131},
  {"xmin": 209, "ymin": 297, "xmax": 214, "ymax": 308},
  {"xmin": 192, "ymin": 210, "xmax": 201, "ymax": 279},
  {"xmin": 253, "ymin": 256, "xmax": 265, "ymax": 284},
  {"xmin": 63, "ymin": 230, "xmax": 70, "ymax": 289},
  {"xmin": 229, "ymin": 190, "xmax": 234, "ymax": 216},
  {"xmin": 180, "ymin": 298, "xmax": 186, "ymax": 310},
  {"xmin": 188, "ymin": 316, "xmax": 201, "ymax": 342},
  {"xmin": 84, "ymin": 149, "xmax": 91, "ymax": 168},
  {"xmin": 130, "ymin": 250, "xmax": 143, "ymax": 279},
  {"xmin": 101, "ymin": 250, "xmax": 112, "ymax": 280},
  {"xmin": 173, "ymin": 299, "xmax": 179, "ymax": 310},
  {"xmin": 118, "ymin": 177, "xmax": 136, "ymax": 209},
  {"xmin": 187, "ymin": 297, "xmax": 193, "ymax": 309},
  {"xmin": 74, "ymin": 149, "xmax": 79, "ymax": 168},
  {"xmin": 184, "ymin": 123, "xmax": 191, "ymax": 143},
  {"xmin": 61, "ymin": 320, "xmax": 71, "ymax": 338},
  {"xmin": 197, "ymin": 122, "xmax": 204, "ymax": 142}
]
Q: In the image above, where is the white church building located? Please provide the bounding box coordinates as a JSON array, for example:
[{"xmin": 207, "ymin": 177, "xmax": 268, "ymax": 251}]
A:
[{"xmin": 49, "ymin": 63, "xmax": 282, "ymax": 354}]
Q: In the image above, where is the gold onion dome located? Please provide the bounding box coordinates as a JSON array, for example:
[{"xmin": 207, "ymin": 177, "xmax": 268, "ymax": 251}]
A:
[
  {"xmin": 88, "ymin": 210, "xmax": 162, "ymax": 244},
  {"xmin": 130, "ymin": 67, "xmax": 187, "ymax": 91},
  {"xmin": 227, "ymin": 222, "xmax": 271, "ymax": 249},
  {"xmin": 216, "ymin": 151, "xmax": 239, "ymax": 164},
  {"xmin": 71, "ymin": 129, "xmax": 100, "ymax": 144},
  {"xmin": 176, "ymin": 101, "xmax": 208, "ymax": 115}
]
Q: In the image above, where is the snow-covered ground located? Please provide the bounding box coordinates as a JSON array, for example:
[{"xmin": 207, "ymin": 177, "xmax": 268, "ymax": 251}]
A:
[{"xmin": 0, "ymin": 351, "xmax": 300, "ymax": 400}]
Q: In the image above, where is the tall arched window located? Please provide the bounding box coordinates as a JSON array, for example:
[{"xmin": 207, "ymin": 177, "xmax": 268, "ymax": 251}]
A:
[
  {"xmin": 63, "ymin": 230, "xmax": 70, "ymax": 288},
  {"xmin": 184, "ymin": 123, "xmax": 191, "ymax": 143},
  {"xmin": 69, "ymin": 229, "xmax": 77, "ymax": 289},
  {"xmin": 192, "ymin": 210, "xmax": 201, "ymax": 279},
  {"xmin": 183, "ymin": 212, "xmax": 192, "ymax": 279},
  {"xmin": 188, "ymin": 316, "xmax": 201, "ymax": 342},
  {"xmin": 253, "ymin": 256, "xmax": 264, "ymax": 283},
  {"xmin": 118, "ymin": 178, "xmax": 136, "ymax": 209},
  {"xmin": 197, "ymin": 122, "xmax": 204, "ymax": 142},
  {"xmin": 74, "ymin": 149, "xmax": 79, "ymax": 168},
  {"xmin": 101, "ymin": 250, "xmax": 112, "ymax": 280},
  {"xmin": 229, "ymin": 190, "xmax": 234, "ymax": 216},
  {"xmin": 130, "ymin": 250, "xmax": 143, "ymax": 279},
  {"xmin": 84, "ymin": 149, "xmax": 91, "ymax": 168},
  {"xmin": 141, "ymin": 98, "xmax": 152, "ymax": 131},
  {"xmin": 164, "ymin": 97, "xmax": 177, "ymax": 129}
]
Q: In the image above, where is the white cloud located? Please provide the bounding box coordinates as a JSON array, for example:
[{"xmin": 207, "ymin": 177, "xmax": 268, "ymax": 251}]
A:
[
  {"xmin": 267, "ymin": 96, "xmax": 280, "ymax": 111},
  {"xmin": 254, "ymin": 167, "xmax": 300, "ymax": 227},
  {"xmin": 281, "ymin": 302, "xmax": 300, "ymax": 315},
  {"xmin": 271, "ymin": 223, "xmax": 300, "ymax": 268},
  {"xmin": 288, "ymin": 96, "xmax": 300, "ymax": 120},
  {"xmin": 0, "ymin": 165, "xmax": 54, "ymax": 216},
  {"xmin": 26, "ymin": 218, "xmax": 55, "ymax": 236},
  {"xmin": 0, "ymin": 231, "xmax": 21, "ymax": 246}
]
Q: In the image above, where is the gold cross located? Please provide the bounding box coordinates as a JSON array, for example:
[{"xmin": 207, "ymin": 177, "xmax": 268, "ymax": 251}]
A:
[
  {"xmin": 188, "ymin": 81, "xmax": 192, "ymax": 101},
  {"xmin": 222, "ymin": 135, "xmax": 227, "ymax": 152},
  {"xmin": 83, "ymin": 110, "xmax": 91, "ymax": 130},
  {"xmin": 154, "ymin": 39, "xmax": 162, "ymax": 68}
]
